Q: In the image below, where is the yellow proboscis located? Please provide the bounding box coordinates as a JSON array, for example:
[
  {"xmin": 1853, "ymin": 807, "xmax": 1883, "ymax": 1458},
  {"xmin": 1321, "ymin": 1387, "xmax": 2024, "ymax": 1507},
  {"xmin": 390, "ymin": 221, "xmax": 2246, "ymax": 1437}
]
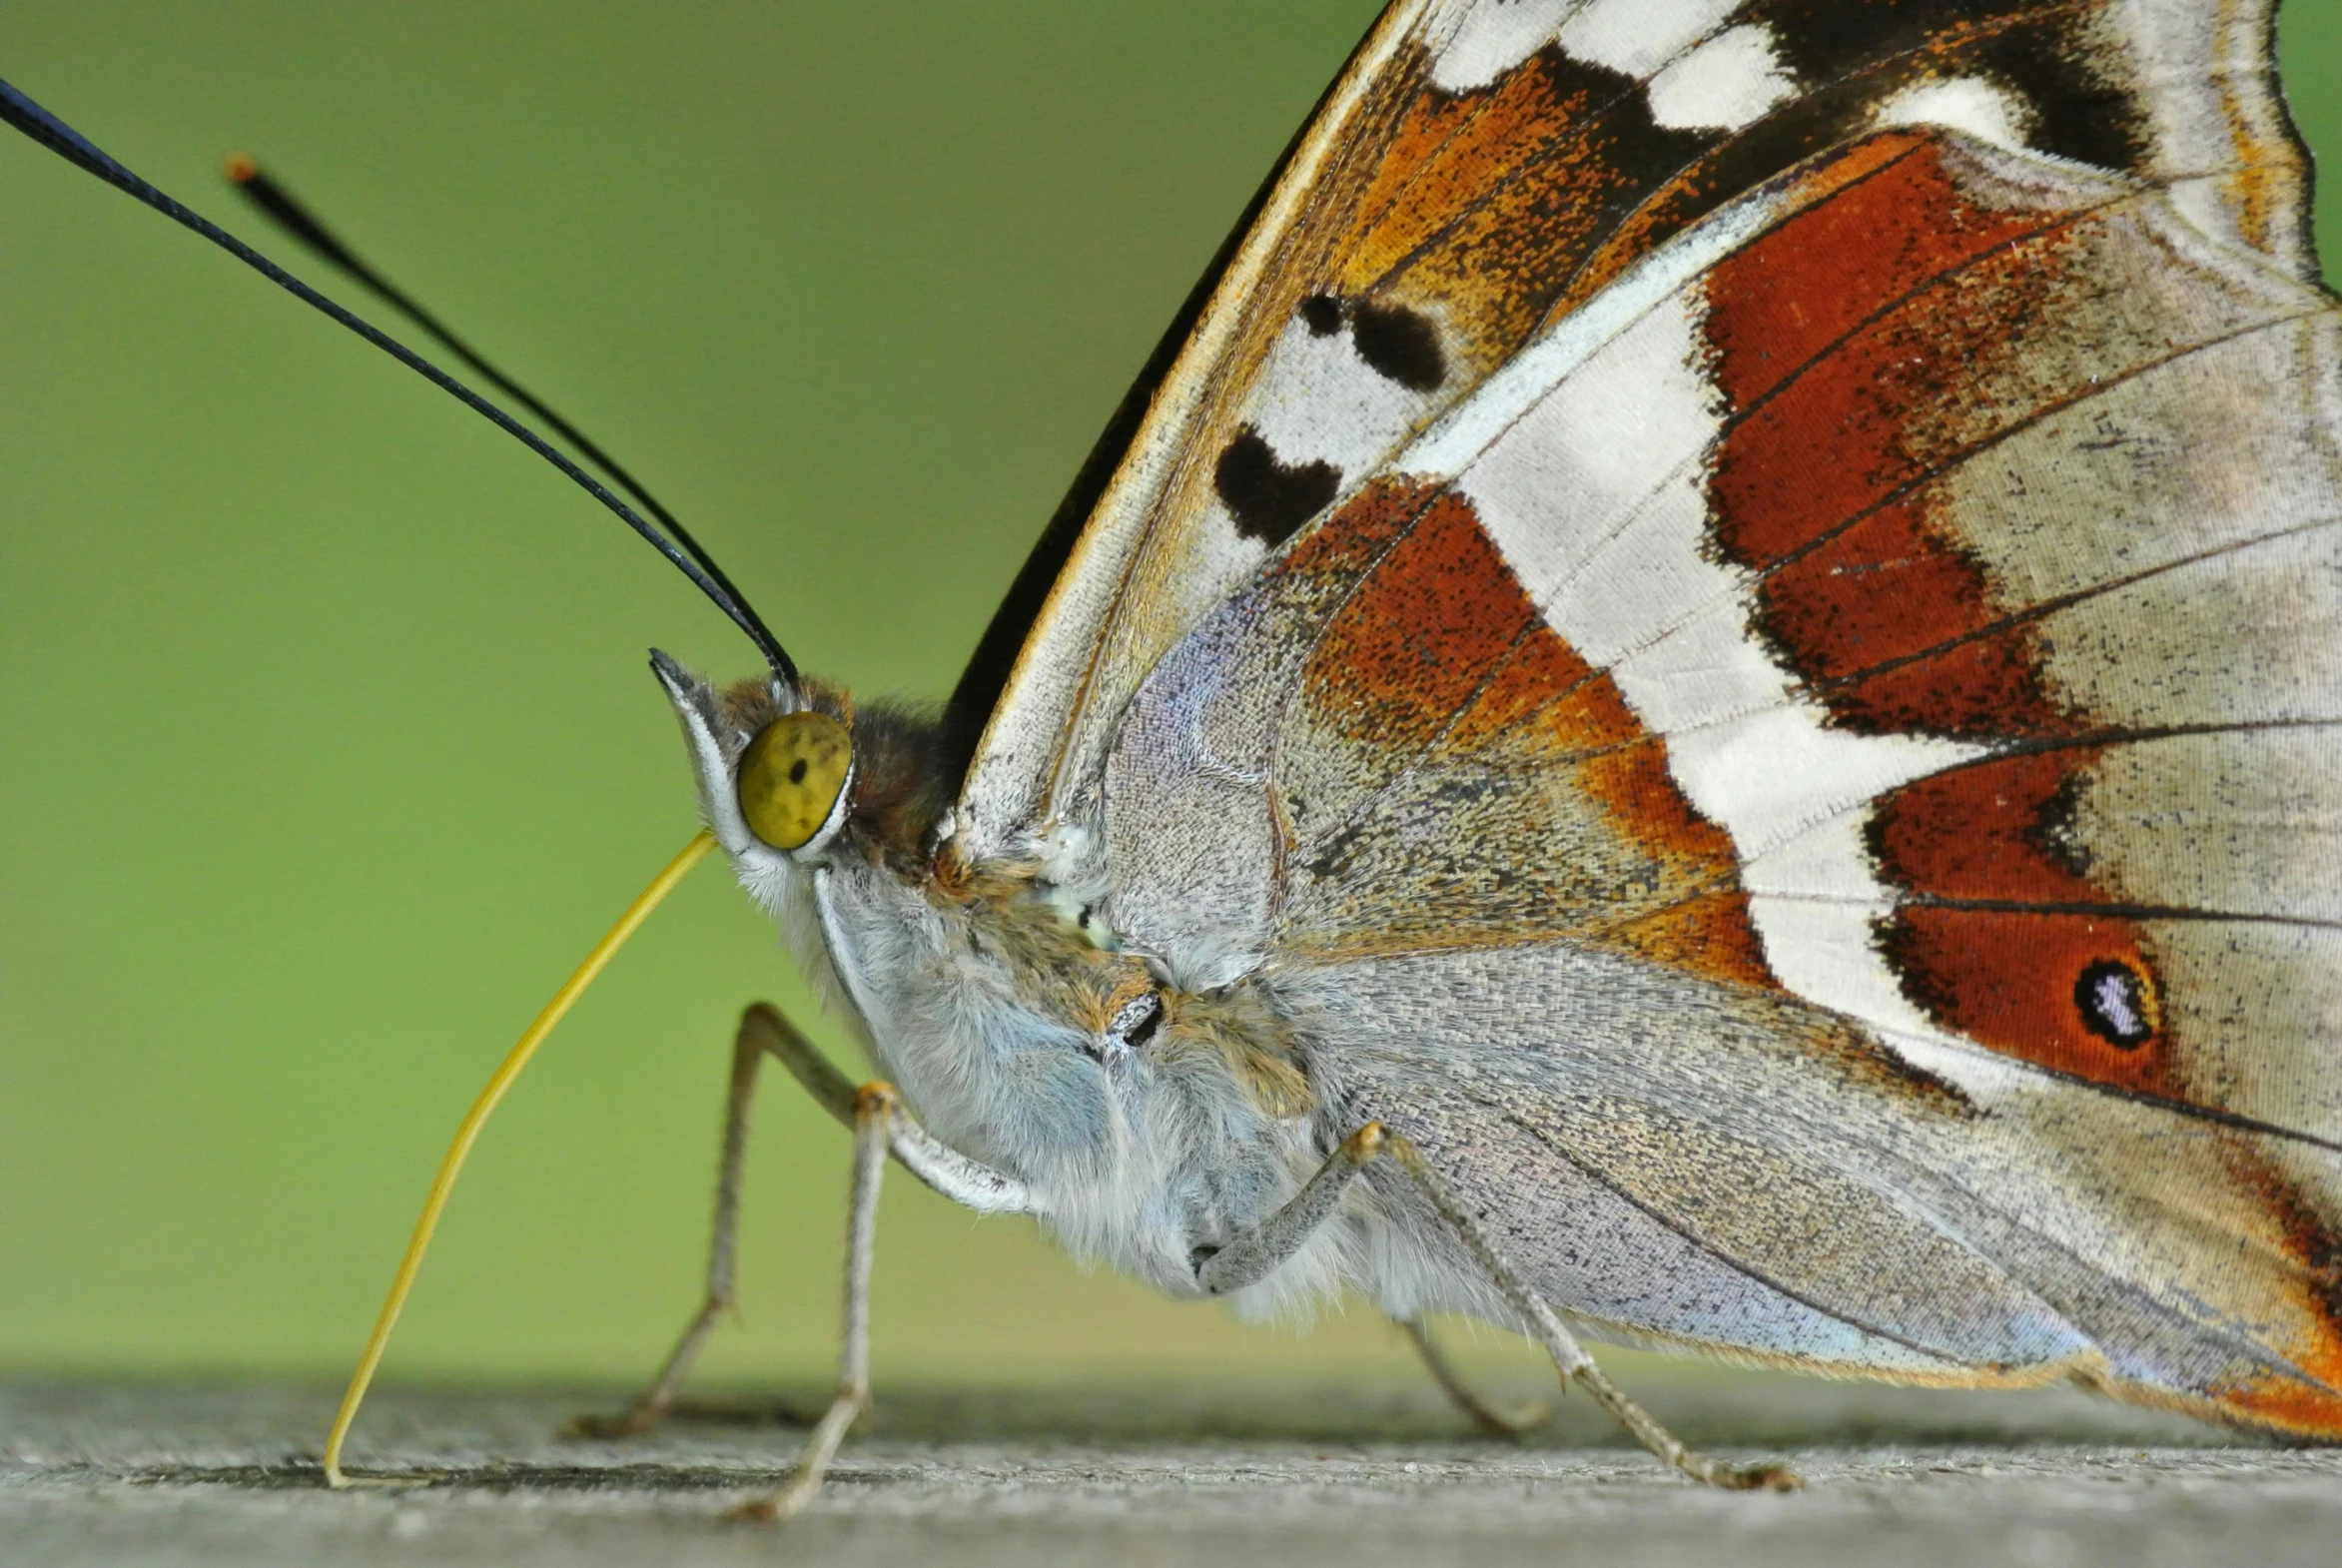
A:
[{"xmin": 323, "ymin": 828, "xmax": 717, "ymax": 1487}]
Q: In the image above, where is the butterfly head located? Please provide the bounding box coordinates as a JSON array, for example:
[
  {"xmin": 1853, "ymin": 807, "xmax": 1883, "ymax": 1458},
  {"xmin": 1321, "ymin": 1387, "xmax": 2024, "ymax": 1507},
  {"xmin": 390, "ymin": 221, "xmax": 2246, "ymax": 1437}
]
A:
[{"xmin": 653, "ymin": 650, "xmax": 967, "ymax": 894}]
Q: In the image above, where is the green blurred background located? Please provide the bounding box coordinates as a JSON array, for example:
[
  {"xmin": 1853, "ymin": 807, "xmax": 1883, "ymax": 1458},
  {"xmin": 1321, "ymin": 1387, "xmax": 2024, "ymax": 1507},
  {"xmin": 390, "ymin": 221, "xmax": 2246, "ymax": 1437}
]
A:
[{"xmin": 2, "ymin": 4, "xmax": 2337, "ymax": 1397}]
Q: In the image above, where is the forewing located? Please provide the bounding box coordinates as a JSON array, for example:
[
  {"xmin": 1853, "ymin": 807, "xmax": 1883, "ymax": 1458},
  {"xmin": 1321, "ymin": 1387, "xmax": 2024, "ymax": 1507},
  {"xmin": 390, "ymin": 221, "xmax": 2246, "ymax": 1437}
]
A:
[{"xmin": 957, "ymin": 0, "xmax": 2316, "ymax": 856}]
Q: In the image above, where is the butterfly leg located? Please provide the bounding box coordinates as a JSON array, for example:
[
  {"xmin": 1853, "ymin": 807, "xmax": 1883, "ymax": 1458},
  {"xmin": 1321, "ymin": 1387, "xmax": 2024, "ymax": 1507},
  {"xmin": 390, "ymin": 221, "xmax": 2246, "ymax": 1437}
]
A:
[
  {"xmin": 1386, "ymin": 1135, "xmax": 1801, "ymax": 1492},
  {"xmin": 1398, "ymin": 1316, "xmax": 1552, "ymax": 1439},
  {"xmin": 729, "ymin": 1079, "xmax": 895, "ymax": 1523},
  {"xmin": 570, "ymin": 1004, "xmax": 1027, "ymax": 1442},
  {"xmin": 565, "ymin": 1009, "xmax": 772, "ymax": 1437},
  {"xmin": 566, "ymin": 1004, "xmax": 832, "ymax": 1439},
  {"xmin": 1193, "ymin": 1123, "xmax": 1388, "ymax": 1294}
]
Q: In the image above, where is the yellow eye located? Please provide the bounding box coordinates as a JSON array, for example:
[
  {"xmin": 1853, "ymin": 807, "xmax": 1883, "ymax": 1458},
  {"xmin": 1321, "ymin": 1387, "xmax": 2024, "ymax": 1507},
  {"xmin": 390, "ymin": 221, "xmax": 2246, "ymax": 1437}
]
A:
[{"xmin": 736, "ymin": 712, "xmax": 852, "ymax": 851}]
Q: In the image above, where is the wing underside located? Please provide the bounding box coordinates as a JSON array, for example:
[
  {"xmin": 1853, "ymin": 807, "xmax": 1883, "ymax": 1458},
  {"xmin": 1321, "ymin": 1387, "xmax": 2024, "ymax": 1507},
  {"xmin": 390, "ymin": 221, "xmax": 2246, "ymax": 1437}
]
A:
[
  {"xmin": 959, "ymin": 0, "xmax": 2318, "ymax": 854},
  {"xmin": 962, "ymin": 1, "xmax": 2342, "ymax": 1430}
]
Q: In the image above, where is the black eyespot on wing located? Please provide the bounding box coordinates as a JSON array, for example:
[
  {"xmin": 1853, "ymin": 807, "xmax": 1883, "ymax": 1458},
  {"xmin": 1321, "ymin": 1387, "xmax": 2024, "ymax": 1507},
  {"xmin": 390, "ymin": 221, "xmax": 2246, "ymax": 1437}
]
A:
[
  {"xmin": 2075, "ymin": 959, "xmax": 2155, "ymax": 1048},
  {"xmin": 787, "ymin": 757, "xmax": 808, "ymax": 784},
  {"xmin": 1299, "ymin": 293, "xmax": 1344, "ymax": 336},
  {"xmin": 1348, "ymin": 301, "xmax": 1444, "ymax": 392},
  {"xmin": 1215, "ymin": 427, "xmax": 1340, "ymax": 546}
]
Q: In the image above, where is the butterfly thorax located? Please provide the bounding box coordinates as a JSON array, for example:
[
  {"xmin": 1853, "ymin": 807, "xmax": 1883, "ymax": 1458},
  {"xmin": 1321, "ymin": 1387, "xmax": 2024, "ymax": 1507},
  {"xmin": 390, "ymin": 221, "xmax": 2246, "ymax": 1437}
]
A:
[{"xmin": 664, "ymin": 663, "xmax": 1347, "ymax": 1308}]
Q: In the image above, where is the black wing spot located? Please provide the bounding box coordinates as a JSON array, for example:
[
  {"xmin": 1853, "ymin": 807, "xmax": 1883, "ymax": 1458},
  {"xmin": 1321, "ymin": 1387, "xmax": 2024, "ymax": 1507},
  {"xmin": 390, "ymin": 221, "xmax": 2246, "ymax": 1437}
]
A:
[
  {"xmin": 1299, "ymin": 293, "xmax": 1344, "ymax": 336},
  {"xmin": 2075, "ymin": 959, "xmax": 2156, "ymax": 1048},
  {"xmin": 1215, "ymin": 428, "xmax": 1339, "ymax": 547},
  {"xmin": 1349, "ymin": 302, "xmax": 1445, "ymax": 392}
]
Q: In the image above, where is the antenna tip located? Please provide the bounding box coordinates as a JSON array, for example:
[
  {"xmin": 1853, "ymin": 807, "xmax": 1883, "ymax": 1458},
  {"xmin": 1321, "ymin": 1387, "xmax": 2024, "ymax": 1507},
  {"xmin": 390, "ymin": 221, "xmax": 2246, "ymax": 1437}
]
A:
[{"xmin": 222, "ymin": 152, "xmax": 259, "ymax": 184}]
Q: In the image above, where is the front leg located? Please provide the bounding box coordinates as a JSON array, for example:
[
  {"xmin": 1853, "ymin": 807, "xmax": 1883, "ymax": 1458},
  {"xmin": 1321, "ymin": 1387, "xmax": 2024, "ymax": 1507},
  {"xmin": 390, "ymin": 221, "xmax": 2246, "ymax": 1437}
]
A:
[
  {"xmin": 572, "ymin": 1003, "xmax": 1026, "ymax": 1442},
  {"xmin": 731, "ymin": 1080, "xmax": 895, "ymax": 1523}
]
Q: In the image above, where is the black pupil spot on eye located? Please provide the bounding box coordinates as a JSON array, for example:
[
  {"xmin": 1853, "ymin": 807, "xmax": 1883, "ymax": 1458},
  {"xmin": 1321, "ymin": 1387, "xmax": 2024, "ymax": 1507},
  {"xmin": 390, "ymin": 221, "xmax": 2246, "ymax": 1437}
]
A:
[
  {"xmin": 788, "ymin": 757, "xmax": 808, "ymax": 784},
  {"xmin": 2075, "ymin": 959, "xmax": 2154, "ymax": 1048},
  {"xmin": 1215, "ymin": 427, "xmax": 1340, "ymax": 547}
]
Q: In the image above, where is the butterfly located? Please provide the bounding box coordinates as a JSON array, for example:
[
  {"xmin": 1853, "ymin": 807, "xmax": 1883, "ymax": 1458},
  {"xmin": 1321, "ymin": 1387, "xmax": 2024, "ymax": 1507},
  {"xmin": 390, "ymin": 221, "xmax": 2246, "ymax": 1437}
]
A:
[
  {"xmin": 629, "ymin": 0, "xmax": 2342, "ymax": 1512},
  {"xmin": 7, "ymin": 0, "xmax": 2337, "ymax": 1522}
]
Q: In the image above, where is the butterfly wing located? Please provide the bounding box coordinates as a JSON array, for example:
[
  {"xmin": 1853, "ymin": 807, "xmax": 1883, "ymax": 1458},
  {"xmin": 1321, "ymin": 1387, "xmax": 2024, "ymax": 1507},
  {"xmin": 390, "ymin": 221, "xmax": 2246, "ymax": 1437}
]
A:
[
  {"xmin": 958, "ymin": 1, "xmax": 2342, "ymax": 1430},
  {"xmin": 954, "ymin": 0, "xmax": 2315, "ymax": 857}
]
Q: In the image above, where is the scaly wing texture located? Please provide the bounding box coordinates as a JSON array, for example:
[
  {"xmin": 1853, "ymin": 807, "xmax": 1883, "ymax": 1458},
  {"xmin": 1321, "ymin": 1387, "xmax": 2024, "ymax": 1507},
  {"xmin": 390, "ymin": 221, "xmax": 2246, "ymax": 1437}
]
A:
[
  {"xmin": 959, "ymin": 0, "xmax": 2314, "ymax": 857},
  {"xmin": 1074, "ymin": 6, "xmax": 2342, "ymax": 1432}
]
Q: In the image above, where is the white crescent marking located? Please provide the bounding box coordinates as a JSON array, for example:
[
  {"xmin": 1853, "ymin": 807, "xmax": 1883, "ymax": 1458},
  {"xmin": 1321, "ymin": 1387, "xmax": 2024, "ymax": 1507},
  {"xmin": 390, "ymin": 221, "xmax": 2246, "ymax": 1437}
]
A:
[
  {"xmin": 1423, "ymin": 0, "xmax": 1582, "ymax": 94},
  {"xmin": 1873, "ymin": 78, "xmax": 2033, "ymax": 152}
]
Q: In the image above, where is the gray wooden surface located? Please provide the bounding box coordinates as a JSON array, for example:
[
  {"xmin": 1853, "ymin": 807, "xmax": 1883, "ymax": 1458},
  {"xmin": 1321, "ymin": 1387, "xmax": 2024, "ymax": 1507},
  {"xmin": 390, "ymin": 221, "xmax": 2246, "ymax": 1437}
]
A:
[{"xmin": 3, "ymin": 1372, "xmax": 2335, "ymax": 1566}]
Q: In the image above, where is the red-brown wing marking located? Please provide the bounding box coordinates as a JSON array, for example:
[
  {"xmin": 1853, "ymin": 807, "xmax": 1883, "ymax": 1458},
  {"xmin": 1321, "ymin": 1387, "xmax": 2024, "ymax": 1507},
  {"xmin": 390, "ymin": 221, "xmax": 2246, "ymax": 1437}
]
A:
[
  {"xmin": 1268, "ymin": 487, "xmax": 1771, "ymax": 986},
  {"xmin": 1665, "ymin": 128, "xmax": 2342, "ymax": 1144},
  {"xmin": 1866, "ymin": 753, "xmax": 2170, "ymax": 1094},
  {"xmin": 1299, "ymin": 493, "xmax": 1531, "ymax": 753},
  {"xmin": 1097, "ymin": 464, "xmax": 1774, "ymax": 986}
]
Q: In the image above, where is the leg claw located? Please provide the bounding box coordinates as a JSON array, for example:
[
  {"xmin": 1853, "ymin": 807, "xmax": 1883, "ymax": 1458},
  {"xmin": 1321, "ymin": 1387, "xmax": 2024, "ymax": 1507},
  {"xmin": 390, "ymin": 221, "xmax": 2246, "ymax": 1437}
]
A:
[
  {"xmin": 562, "ymin": 1408, "xmax": 661, "ymax": 1441},
  {"xmin": 1719, "ymin": 1460, "xmax": 1804, "ymax": 1492}
]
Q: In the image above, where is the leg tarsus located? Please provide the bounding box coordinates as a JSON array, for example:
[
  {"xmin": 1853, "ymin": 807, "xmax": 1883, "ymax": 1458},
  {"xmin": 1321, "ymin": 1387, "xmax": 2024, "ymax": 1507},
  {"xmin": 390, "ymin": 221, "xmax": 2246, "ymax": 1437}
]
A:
[
  {"xmin": 727, "ymin": 1389, "xmax": 866, "ymax": 1522},
  {"xmin": 1400, "ymin": 1317, "xmax": 1551, "ymax": 1439},
  {"xmin": 1567, "ymin": 1356, "xmax": 1801, "ymax": 1490},
  {"xmin": 733, "ymin": 1082, "xmax": 892, "ymax": 1523},
  {"xmin": 563, "ymin": 1292, "xmax": 727, "ymax": 1437},
  {"xmin": 568, "ymin": 1007, "xmax": 772, "ymax": 1441}
]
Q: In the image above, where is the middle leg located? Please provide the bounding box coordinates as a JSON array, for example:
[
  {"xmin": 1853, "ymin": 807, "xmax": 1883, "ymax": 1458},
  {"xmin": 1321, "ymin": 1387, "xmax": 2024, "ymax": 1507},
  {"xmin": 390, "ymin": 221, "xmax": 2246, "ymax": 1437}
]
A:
[
  {"xmin": 1399, "ymin": 1316, "xmax": 1552, "ymax": 1439},
  {"xmin": 1190, "ymin": 1120, "xmax": 1797, "ymax": 1489}
]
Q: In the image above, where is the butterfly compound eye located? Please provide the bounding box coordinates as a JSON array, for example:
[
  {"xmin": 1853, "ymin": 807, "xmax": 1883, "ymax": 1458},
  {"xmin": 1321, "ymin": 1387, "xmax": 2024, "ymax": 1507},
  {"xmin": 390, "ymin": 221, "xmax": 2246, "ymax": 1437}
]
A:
[{"xmin": 736, "ymin": 712, "xmax": 853, "ymax": 851}]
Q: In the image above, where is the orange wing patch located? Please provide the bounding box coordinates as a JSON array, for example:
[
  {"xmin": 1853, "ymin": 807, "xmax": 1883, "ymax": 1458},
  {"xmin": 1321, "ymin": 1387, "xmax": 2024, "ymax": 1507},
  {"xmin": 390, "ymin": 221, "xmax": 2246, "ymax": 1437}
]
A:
[
  {"xmin": 2217, "ymin": 1168, "xmax": 2342, "ymax": 1437},
  {"xmin": 1274, "ymin": 483, "xmax": 1768, "ymax": 989},
  {"xmin": 1338, "ymin": 46, "xmax": 1712, "ymax": 379},
  {"xmin": 1443, "ymin": 627, "xmax": 1643, "ymax": 761}
]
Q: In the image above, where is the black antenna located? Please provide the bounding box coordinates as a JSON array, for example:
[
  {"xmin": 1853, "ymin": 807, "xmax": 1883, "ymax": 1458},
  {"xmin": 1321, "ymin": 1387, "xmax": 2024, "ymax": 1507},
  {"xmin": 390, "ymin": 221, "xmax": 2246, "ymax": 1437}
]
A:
[
  {"xmin": 221, "ymin": 154, "xmax": 781, "ymax": 676},
  {"xmin": 0, "ymin": 78, "xmax": 799, "ymax": 689}
]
